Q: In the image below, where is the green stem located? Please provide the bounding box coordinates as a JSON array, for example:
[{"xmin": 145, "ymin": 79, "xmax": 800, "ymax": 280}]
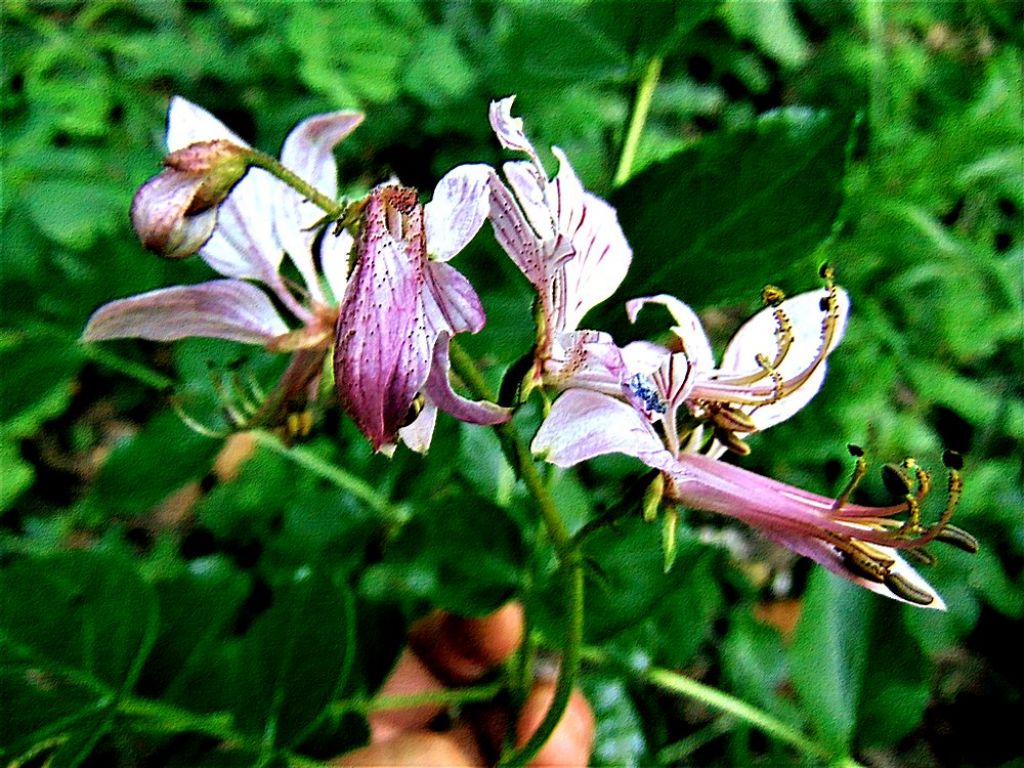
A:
[
  {"xmin": 500, "ymin": 560, "xmax": 584, "ymax": 768},
  {"xmin": 448, "ymin": 342, "xmax": 572, "ymax": 561},
  {"xmin": 614, "ymin": 56, "xmax": 663, "ymax": 187},
  {"xmin": 246, "ymin": 149, "xmax": 347, "ymax": 219},
  {"xmin": 446, "ymin": 340, "xmax": 584, "ymax": 768},
  {"xmin": 331, "ymin": 679, "xmax": 504, "ymax": 717},
  {"xmin": 581, "ymin": 646, "xmax": 849, "ymax": 764},
  {"xmin": 249, "ymin": 430, "xmax": 405, "ymax": 525}
]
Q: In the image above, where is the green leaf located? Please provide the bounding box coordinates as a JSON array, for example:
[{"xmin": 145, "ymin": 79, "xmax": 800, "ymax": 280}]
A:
[
  {"xmin": 789, "ymin": 569, "xmax": 876, "ymax": 751},
  {"xmin": 722, "ymin": 0, "xmax": 810, "ymax": 68},
  {"xmin": 0, "ymin": 437, "xmax": 34, "ymax": 512},
  {"xmin": 360, "ymin": 493, "xmax": 525, "ymax": 616},
  {"xmin": 856, "ymin": 604, "xmax": 931, "ymax": 748},
  {"xmin": 0, "ymin": 550, "xmax": 158, "ymax": 689},
  {"xmin": 722, "ymin": 607, "xmax": 801, "ymax": 722},
  {"xmin": 0, "ymin": 551, "xmax": 158, "ymax": 765},
  {"xmin": 139, "ymin": 557, "xmax": 249, "ymax": 707},
  {"xmin": 91, "ymin": 410, "xmax": 223, "ymax": 516},
  {"xmin": 603, "ymin": 109, "xmax": 852, "ymax": 323},
  {"xmin": 231, "ymin": 569, "xmax": 356, "ymax": 750}
]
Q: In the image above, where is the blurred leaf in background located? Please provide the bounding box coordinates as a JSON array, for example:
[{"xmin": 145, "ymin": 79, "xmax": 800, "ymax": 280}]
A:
[{"xmin": 1, "ymin": 0, "xmax": 1021, "ymax": 766}]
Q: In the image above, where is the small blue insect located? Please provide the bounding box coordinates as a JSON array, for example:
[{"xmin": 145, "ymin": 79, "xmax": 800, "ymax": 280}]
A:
[{"xmin": 628, "ymin": 373, "xmax": 667, "ymax": 414}]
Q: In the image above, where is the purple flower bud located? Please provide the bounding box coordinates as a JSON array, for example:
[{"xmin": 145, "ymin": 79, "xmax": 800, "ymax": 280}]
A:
[{"xmin": 130, "ymin": 139, "xmax": 251, "ymax": 259}]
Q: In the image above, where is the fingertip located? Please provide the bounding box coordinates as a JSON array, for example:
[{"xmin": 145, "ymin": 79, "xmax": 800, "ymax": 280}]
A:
[
  {"xmin": 515, "ymin": 682, "xmax": 595, "ymax": 768},
  {"xmin": 411, "ymin": 603, "xmax": 525, "ymax": 683}
]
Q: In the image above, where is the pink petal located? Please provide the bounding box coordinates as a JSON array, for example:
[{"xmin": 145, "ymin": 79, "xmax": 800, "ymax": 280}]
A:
[
  {"xmin": 82, "ymin": 279, "xmax": 289, "ymax": 345},
  {"xmin": 626, "ymin": 295, "xmax": 715, "ymax": 372},
  {"xmin": 424, "ymin": 164, "xmax": 493, "ymax": 262},
  {"xmin": 422, "ymin": 261, "xmax": 486, "ymax": 336},
  {"xmin": 487, "ymin": 174, "xmax": 552, "ymax": 289},
  {"xmin": 532, "ymin": 389, "xmax": 673, "ymax": 470},
  {"xmin": 334, "ymin": 185, "xmax": 433, "ymax": 451},
  {"xmin": 545, "ymin": 331, "xmax": 627, "ymax": 394},
  {"xmin": 764, "ymin": 531, "xmax": 945, "ymax": 610},
  {"xmin": 199, "ymin": 168, "xmax": 283, "ymax": 283},
  {"xmin": 489, "ymin": 96, "xmax": 543, "ymax": 166},
  {"xmin": 422, "ymin": 334, "xmax": 510, "ymax": 427}
]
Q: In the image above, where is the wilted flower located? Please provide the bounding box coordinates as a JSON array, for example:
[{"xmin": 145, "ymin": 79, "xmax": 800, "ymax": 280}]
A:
[
  {"xmin": 534, "ymin": 278, "xmax": 974, "ymax": 608},
  {"xmin": 83, "ymin": 97, "xmax": 363, "ymax": 427},
  {"xmin": 333, "ymin": 169, "xmax": 510, "ymax": 455},
  {"xmin": 485, "ymin": 96, "xmax": 633, "ymax": 394}
]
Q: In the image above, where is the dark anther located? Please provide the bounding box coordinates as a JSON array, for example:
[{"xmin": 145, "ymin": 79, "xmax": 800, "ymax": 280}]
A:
[
  {"xmin": 848, "ymin": 443, "xmax": 864, "ymax": 457},
  {"xmin": 934, "ymin": 524, "xmax": 979, "ymax": 554},
  {"xmin": 942, "ymin": 449, "xmax": 964, "ymax": 470},
  {"xmin": 884, "ymin": 571, "xmax": 934, "ymax": 605},
  {"xmin": 819, "ymin": 296, "xmax": 830, "ymax": 312},
  {"xmin": 882, "ymin": 463, "xmax": 913, "ymax": 497},
  {"xmin": 818, "ymin": 262, "xmax": 832, "ymax": 279}
]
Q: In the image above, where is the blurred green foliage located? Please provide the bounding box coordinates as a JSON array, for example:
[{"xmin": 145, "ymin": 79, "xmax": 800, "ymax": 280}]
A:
[{"xmin": 1, "ymin": 1, "xmax": 1021, "ymax": 766}]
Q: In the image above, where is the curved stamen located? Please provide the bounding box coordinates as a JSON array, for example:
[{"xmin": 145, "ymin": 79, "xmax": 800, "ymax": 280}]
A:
[{"xmin": 694, "ymin": 267, "xmax": 842, "ymax": 407}]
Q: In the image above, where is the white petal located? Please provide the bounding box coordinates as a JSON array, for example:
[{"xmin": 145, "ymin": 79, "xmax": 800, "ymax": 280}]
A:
[
  {"xmin": 320, "ymin": 227, "xmax": 354, "ymax": 303},
  {"xmin": 166, "ymin": 96, "xmax": 249, "ymax": 152},
  {"xmin": 424, "ymin": 164, "xmax": 493, "ymax": 262},
  {"xmin": 722, "ymin": 287, "xmax": 850, "ymax": 380},
  {"xmin": 552, "ymin": 148, "xmax": 632, "ymax": 331},
  {"xmin": 626, "ymin": 295, "xmax": 715, "ymax": 372},
  {"xmin": 532, "ymin": 389, "xmax": 672, "ymax": 470},
  {"xmin": 198, "ymin": 168, "xmax": 283, "ymax": 281},
  {"xmin": 81, "ymin": 280, "xmax": 289, "ymax": 345},
  {"xmin": 274, "ymin": 111, "xmax": 364, "ymax": 298},
  {"xmin": 398, "ymin": 399, "xmax": 438, "ymax": 455},
  {"xmin": 620, "ymin": 341, "xmax": 671, "ymax": 377}
]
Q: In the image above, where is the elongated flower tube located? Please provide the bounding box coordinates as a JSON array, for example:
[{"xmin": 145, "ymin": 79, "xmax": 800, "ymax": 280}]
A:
[
  {"xmin": 533, "ymin": 280, "xmax": 974, "ymax": 608},
  {"xmin": 83, "ymin": 97, "xmax": 363, "ymax": 428},
  {"xmin": 333, "ymin": 169, "xmax": 510, "ymax": 455},
  {"xmin": 485, "ymin": 96, "xmax": 633, "ymax": 393}
]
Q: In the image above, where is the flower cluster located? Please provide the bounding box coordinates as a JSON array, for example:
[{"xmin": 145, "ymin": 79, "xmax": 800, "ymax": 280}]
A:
[{"xmin": 84, "ymin": 95, "xmax": 975, "ymax": 607}]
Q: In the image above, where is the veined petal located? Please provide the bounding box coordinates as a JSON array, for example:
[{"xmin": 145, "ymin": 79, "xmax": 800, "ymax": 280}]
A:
[
  {"xmin": 545, "ymin": 331, "xmax": 626, "ymax": 395},
  {"xmin": 503, "ymin": 160, "xmax": 556, "ymax": 243},
  {"xmin": 274, "ymin": 110, "xmax": 364, "ymax": 299},
  {"xmin": 81, "ymin": 279, "xmax": 288, "ymax": 345},
  {"xmin": 424, "ymin": 164, "xmax": 493, "ymax": 262},
  {"xmin": 199, "ymin": 167, "xmax": 283, "ymax": 282},
  {"xmin": 668, "ymin": 453, "xmax": 945, "ymax": 608},
  {"xmin": 423, "ymin": 261, "xmax": 486, "ymax": 336},
  {"xmin": 533, "ymin": 389, "xmax": 674, "ymax": 471},
  {"xmin": 334, "ymin": 185, "xmax": 433, "ymax": 451},
  {"xmin": 626, "ymin": 295, "xmax": 715, "ymax": 372},
  {"xmin": 487, "ymin": 174, "xmax": 551, "ymax": 290},
  {"xmin": 551, "ymin": 148, "xmax": 632, "ymax": 331}
]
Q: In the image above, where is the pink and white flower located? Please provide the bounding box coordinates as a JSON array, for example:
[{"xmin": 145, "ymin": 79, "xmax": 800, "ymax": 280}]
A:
[
  {"xmin": 534, "ymin": 281, "xmax": 969, "ymax": 609},
  {"xmin": 83, "ymin": 97, "xmax": 362, "ymax": 426},
  {"xmin": 485, "ymin": 96, "xmax": 633, "ymax": 394}
]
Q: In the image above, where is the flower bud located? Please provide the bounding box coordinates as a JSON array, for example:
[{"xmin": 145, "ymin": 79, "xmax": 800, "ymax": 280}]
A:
[{"xmin": 130, "ymin": 139, "xmax": 251, "ymax": 259}]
